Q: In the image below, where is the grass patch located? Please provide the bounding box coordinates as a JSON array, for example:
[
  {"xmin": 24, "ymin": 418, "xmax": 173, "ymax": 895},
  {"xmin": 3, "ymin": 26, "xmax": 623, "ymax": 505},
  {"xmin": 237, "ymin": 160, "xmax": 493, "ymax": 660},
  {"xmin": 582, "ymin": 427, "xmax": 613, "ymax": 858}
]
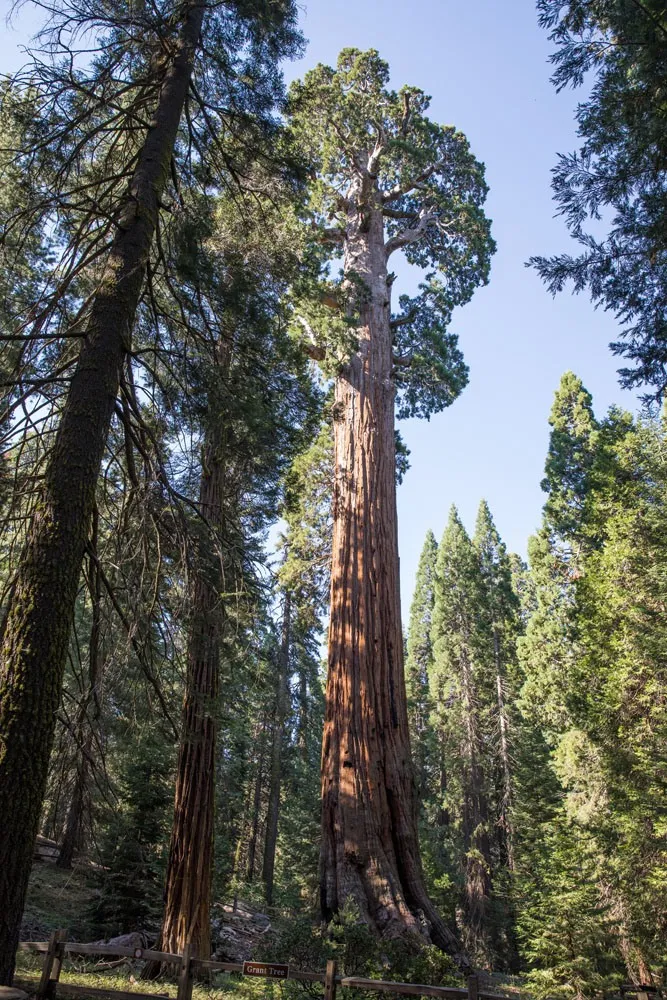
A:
[{"xmin": 22, "ymin": 863, "xmax": 96, "ymax": 940}]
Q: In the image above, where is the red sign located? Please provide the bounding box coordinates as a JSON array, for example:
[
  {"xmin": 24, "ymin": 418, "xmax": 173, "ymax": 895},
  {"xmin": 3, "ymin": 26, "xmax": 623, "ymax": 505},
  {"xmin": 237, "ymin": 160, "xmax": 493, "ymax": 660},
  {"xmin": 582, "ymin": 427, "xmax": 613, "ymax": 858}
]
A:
[{"xmin": 243, "ymin": 962, "xmax": 289, "ymax": 980}]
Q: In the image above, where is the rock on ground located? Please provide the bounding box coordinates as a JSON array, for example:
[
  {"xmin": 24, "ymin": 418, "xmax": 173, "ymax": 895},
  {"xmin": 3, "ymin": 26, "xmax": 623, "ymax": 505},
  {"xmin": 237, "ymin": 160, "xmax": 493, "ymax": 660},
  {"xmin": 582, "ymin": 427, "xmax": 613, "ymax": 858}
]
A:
[{"xmin": 211, "ymin": 902, "xmax": 272, "ymax": 963}]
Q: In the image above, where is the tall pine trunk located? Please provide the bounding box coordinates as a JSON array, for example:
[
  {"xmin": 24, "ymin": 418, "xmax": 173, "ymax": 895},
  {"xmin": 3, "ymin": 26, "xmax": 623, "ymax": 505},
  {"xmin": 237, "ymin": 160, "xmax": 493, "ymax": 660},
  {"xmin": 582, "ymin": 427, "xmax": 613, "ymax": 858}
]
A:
[
  {"xmin": 460, "ymin": 649, "xmax": 493, "ymax": 965},
  {"xmin": 0, "ymin": 4, "xmax": 205, "ymax": 981},
  {"xmin": 246, "ymin": 720, "xmax": 268, "ymax": 882},
  {"xmin": 320, "ymin": 195, "xmax": 465, "ymax": 965},
  {"xmin": 262, "ymin": 590, "xmax": 290, "ymax": 907},
  {"xmin": 150, "ymin": 427, "xmax": 224, "ymax": 964},
  {"xmin": 493, "ymin": 628, "xmax": 514, "ymax": 872},
  {"xmin": 57, "ymin": 510, "xmax": 103, "ymax": 870}
]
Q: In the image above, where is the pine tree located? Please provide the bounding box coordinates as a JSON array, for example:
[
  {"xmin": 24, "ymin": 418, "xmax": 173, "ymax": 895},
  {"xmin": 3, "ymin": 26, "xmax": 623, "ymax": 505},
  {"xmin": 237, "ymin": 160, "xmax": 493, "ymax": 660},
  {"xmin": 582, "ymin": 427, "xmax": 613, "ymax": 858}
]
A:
[
  {"xmin": 0, "ymin": 0, "xmax": 303, "ymax": 979},
  {"xmin": 405, "ymin": 530, "xmax": 438, "ymax": 797},
  {"xmin": 431, "ymin": 507, "xmax": 494, "ymax": 967},
  {"xmin": 530, "ymin": 0, "xmax": 667, "ymax": 396}
]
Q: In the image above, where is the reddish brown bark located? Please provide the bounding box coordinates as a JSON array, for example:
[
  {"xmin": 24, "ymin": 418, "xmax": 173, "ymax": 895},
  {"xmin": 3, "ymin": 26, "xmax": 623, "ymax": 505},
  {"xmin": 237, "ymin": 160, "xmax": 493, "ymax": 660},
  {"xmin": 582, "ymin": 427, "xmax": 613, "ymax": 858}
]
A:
[
  {"xmin": 320, "ymin": 168, "xmax": 467, "ymax": 968},
  {"xmin": 0, "ymin": 3, "xmax": 204, "ymax": 982},
  {"xmin": 150, "ymin": 430, "xmax": 224, "ymax": 964}
]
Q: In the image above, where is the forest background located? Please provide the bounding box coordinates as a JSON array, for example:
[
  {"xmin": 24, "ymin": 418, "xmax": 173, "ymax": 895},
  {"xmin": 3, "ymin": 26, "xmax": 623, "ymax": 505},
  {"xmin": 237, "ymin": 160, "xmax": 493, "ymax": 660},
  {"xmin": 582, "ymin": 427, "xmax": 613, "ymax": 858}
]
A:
[
  {"xmin": 1, "ymin": 0, "xmax": 642, "ymax": 587},
  {"xmin": 0, "ymin": 0, "xmax": 664, "ymax": 999}
]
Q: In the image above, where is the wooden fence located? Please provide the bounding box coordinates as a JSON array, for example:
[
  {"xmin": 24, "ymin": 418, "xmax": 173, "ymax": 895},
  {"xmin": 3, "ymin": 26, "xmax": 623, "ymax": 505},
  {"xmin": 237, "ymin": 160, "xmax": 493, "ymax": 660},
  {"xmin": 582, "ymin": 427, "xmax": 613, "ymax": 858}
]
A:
[{"xmin": 15, "ymin": 933, "xmax": 505, "ymax": 1000}]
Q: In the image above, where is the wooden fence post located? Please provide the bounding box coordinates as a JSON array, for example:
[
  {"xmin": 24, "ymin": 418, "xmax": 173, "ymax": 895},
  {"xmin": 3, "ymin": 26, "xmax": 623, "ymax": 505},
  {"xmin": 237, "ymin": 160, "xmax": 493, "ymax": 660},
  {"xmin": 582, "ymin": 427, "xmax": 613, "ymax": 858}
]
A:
[
  {"xmin": 37, "ymin": 929, "xmax": 67, "ymax": 1000},
  {"xmin": 324, "ymin": 959, "xmax": 337, "ymax": 1000},
  {"xmin": 177, "ymin": 944, "xmax": 193, "ymax": 1000},
  {"xmin": 467, "ymin": 974, "xmax": 479, "ymax": 1000}
]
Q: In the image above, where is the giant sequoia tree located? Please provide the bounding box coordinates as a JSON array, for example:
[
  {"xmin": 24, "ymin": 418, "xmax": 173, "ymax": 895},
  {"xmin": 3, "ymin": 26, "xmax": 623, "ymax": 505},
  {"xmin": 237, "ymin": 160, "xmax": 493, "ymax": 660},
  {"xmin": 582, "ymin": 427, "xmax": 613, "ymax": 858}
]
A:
[
  {"xmin": 0, "ymin": 0, "xmax": 300, "ymax": 981},
  {"xmin": 287, "ymin": 49, "xmax": 494, "ymax": 957}
]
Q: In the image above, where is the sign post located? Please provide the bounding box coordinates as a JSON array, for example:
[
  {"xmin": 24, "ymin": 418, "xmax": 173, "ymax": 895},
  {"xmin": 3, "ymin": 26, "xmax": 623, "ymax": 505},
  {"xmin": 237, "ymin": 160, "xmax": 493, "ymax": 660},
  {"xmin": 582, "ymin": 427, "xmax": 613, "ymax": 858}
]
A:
[{"xmin": 242, "ymin": 962, "xmax": 289, "ymax": 980}]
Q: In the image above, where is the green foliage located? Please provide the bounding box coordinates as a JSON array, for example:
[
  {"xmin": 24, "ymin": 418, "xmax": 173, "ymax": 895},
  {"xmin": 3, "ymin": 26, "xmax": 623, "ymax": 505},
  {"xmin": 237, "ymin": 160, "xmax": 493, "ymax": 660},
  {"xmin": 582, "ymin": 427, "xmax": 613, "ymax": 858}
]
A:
[
  {"xmin": 286, "ymin": 46, "xmax": 494, "ymax": 427},
  {"xmin": 88, "ymin": 726, "xmax": 173, "ymax": 937},
  {"xmin": 516, "ymin": 372, "xmax": 667, "ymax": 989},
  {"xmin": 405, "ymin": 529, "xmax": 438, "ymax": 795},
  {"xmin": 541, "ymin": 372, "xmax": 599, "ymax": 546},
  {"xmin": 393, "ymin": 280, "xmax": 469, "ymax": 421},
  {"xmin": 530, "ymin": 0, "xmax": 667, "ymax": 396}
]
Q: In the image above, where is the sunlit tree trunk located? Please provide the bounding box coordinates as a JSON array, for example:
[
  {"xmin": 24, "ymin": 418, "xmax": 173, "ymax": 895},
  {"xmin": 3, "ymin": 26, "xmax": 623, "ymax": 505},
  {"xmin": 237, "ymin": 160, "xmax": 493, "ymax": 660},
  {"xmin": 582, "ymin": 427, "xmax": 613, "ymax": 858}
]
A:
[
  {"xmin": 150, "ymin": 427, "xmax": 224, "ymax": 964},
  {"xmin": 0, "ymin": 4, "xmax": 205, "ymax": 981},
  {"xmin": 320, "ymin": 185, "xmax": 466, "ymax": 966}
]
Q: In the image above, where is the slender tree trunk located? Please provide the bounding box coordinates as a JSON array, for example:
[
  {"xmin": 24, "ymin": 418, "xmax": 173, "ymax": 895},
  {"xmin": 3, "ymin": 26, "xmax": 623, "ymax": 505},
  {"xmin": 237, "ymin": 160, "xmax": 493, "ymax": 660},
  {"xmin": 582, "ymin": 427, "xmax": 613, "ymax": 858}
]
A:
[
  {"xmin": 297, "ymin": 667, "xmax": 309, "ymax": 759},
  {"xmin": 246, "ymin": 721, "xmax": 268, "ymax": 882},
  {"xmin": 58, "ymin": 510, "xmax": 104, "ymax": 870},
  {"xmin": 493, "ymin": 629, "xmax": 514, "ymax": 872},
  {"xmin": 437, "ymin": 751, "xmax": 450, "ymax": 829},
  {"xmin": 320, "ymin": 181, "xmax": 467, "ymax": 967},
  {"xmin": 459, "ymin": 649, "xmax": 493, "ymax": 966},
  {"xmin": 0, "ymin": 6, "xmax": 204, "ymax": 980},
  {"xmin": 149, "ymin": 428, "xmax": 224, "ymax": 965},
  {"xmin": 262, "ymin": 590, "xmax": 291, "ymax": 906}
]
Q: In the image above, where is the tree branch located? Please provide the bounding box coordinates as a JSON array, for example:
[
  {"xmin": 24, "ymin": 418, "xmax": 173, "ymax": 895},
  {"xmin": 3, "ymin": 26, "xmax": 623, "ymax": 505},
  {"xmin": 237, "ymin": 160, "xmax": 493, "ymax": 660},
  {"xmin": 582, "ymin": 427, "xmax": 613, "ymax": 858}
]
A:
[
  {"xmin": 296, "ymin": 316, "xmax": 326, "ymax": 361},
  {"xmin": 390, "ymin": 308, "xmax": 418, "ymax": 330},
  {"xmin": 385, "ymin": 210, "xmax": 437, "ymax": 257},
  {"xmin": 382, "ymin": 160, "xmax": 443, "ymax": 204}
]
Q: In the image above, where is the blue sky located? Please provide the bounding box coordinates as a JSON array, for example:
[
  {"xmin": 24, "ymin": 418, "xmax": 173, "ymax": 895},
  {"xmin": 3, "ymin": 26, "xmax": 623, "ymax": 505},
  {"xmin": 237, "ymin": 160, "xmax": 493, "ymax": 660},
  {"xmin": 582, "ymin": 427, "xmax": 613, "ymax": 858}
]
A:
[{"xmin": 0, "ymin": 0, "xmax": 639, "ymax": 610}]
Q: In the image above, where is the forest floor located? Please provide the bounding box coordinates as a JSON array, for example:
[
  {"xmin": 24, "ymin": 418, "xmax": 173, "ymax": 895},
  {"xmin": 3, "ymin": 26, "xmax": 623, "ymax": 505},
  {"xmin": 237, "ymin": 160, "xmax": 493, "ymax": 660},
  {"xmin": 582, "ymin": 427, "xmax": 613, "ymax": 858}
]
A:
[
  {"xmin": 19, "ymin": 861, "xmax": 523, "ymax": 1000},
  {"xmin": 22, "ymin": 861, "xmax": 94, "ymax": 941}
]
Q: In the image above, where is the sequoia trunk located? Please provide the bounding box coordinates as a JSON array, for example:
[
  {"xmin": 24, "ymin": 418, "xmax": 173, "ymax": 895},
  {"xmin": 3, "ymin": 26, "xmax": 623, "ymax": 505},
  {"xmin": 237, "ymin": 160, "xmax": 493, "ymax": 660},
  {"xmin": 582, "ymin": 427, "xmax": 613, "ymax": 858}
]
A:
[
  {"xmin": 320, "ymin": 194, "xmax": 466, "ymax": 966},
  {"xmin": 0, "ymin": 3, "xmax": 204, "ymax": 981},
  {"xmin": 150, "ymin": 429, "xmax": 224, "ymax": 964}
]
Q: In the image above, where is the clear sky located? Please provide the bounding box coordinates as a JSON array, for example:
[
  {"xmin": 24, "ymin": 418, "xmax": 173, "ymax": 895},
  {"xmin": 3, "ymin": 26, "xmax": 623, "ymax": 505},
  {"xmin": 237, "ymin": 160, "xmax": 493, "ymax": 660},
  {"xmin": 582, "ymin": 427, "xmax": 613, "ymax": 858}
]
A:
[{"xmin": 0, "ymin": 0, "xmax": 640, "ymax": 610}]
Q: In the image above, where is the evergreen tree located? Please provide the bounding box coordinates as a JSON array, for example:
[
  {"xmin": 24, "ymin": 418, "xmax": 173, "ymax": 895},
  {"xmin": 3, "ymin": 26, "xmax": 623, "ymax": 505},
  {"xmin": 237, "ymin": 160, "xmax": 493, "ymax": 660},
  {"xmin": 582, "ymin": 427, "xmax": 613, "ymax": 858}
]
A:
[
  {"xmin": 0, "ymin": 0, "xmax": 303, "ymax": 979},
  {"xmin": 431, "ymin": 507, "xmax": 494, "ymax": 967},
  {"xmin": 515, "ymin": 373, "xmax": 667, "ymax": 990},
  {"xmin": 405, "ymin": 530, "xmax": 438, "ymax": 796},
  {"xmin": 288, "ymin": 47, "xmax": 493, "ymax": 959},
  {"xmin": 530, "ymin": 0, "xmax": 667, "ymax": 396}
]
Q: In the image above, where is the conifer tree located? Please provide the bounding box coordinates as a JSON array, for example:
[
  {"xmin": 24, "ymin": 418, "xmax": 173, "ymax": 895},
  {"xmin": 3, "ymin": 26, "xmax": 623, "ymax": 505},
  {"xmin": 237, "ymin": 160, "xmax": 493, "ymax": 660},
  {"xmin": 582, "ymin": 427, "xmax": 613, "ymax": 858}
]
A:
[
  {"xmin": 287, "ymin": 47, "xmax": 493, "ymax": 959},
  {"xmin": 405, "ymin": 530, "xmax": 438, "ymax": 796},
  {"xmin": 0, "ymin": 0, "xmax": 302, "ymax": 979},
  {"xmin": 431, "ymin": 507, "xmax": 494, "ymax": 967},
  {"xmin": 473, "ymin": 501, "xmax": 519, "ymax": 874},
  {"xmin": 531, "ymin": 0, "xmax": 667, "ymax": 396}
]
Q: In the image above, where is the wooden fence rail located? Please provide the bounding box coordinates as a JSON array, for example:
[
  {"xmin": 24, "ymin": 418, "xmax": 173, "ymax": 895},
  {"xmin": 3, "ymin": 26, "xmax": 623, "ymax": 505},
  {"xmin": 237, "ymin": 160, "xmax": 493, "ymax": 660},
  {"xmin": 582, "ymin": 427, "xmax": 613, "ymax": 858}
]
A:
[{"xmin": 16, "ymin": 934, "xmax": 505, "ymax": 1000}]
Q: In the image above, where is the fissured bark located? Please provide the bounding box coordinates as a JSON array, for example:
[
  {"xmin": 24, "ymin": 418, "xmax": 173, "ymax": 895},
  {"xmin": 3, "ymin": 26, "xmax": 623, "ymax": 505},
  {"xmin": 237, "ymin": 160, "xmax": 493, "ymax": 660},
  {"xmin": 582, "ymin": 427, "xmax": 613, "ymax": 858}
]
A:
[
  {"xmin": 320, "ymin": 181, "xmax": 467, "ymax": 968},
  {"xmin": 0, "ymin": 2, "xmax": 205, "ymax": 982}
]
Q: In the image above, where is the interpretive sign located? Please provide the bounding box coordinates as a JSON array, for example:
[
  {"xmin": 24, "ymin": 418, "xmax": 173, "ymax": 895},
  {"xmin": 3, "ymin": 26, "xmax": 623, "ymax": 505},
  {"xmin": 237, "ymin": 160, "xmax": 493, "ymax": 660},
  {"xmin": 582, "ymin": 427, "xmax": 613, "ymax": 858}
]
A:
[{"xmin": 242, "ymin": 962, "xmax": 289, "ymax": 980}]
